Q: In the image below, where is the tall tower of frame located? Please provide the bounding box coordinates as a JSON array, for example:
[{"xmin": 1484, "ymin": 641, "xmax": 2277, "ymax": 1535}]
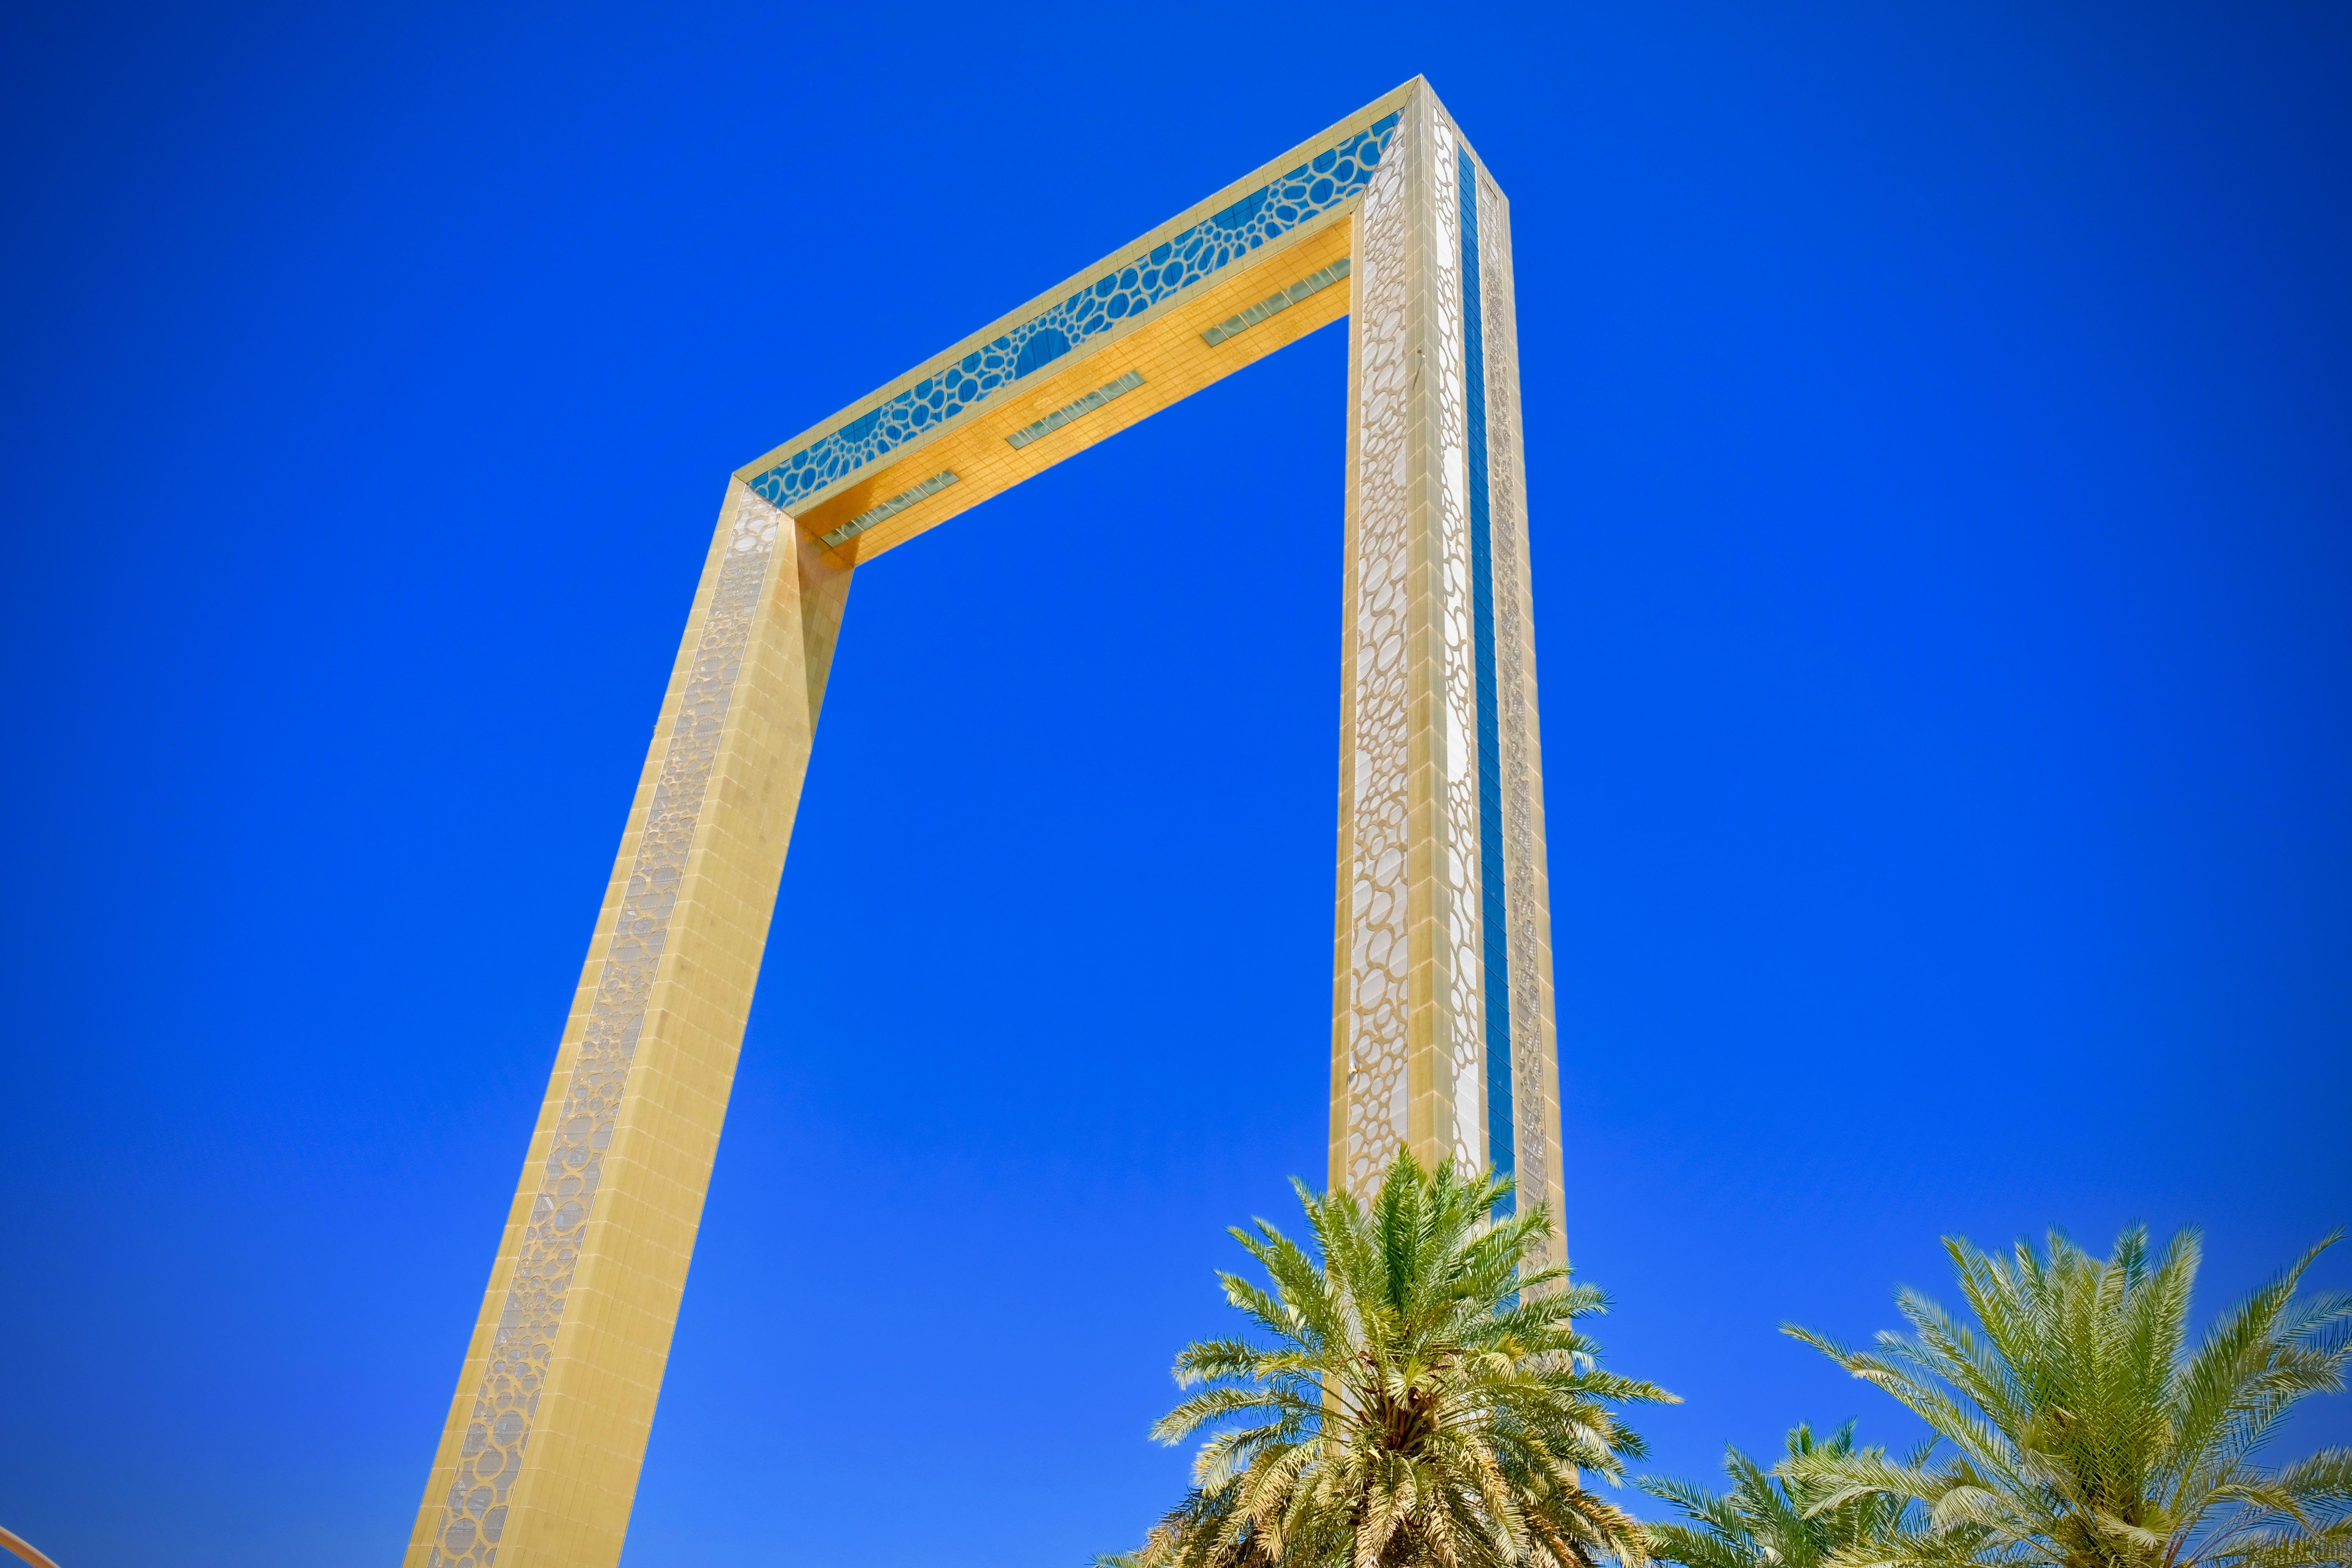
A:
[{"xmin": 407, "ymin": 77, "xmax": 1562, "ymax": 1568}]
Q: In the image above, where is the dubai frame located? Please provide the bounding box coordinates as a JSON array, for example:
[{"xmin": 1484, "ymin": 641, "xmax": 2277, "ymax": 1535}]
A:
[{"xmin": 408, "ymin": 77, "xmax": 1567, "ymax": 1568}]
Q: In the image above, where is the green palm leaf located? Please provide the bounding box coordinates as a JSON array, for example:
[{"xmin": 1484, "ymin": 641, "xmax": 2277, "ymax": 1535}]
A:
[
  {"xmin": 1641, "ymin": 1422, "xmax": 1918, "ymax": 1568},
  {"xmin": 1782, "ymin": 1227, "xmax": 2350, "ymax": 1568},
  {"xmin": 1112, "ymin": 1149, "xmax": 1676, "ymax": 1568}
]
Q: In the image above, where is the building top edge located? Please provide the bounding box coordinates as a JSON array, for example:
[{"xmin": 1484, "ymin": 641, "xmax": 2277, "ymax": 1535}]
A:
[{"xmin": 732, "ymin": 79, "xmax": 1432, "ymax": 503}]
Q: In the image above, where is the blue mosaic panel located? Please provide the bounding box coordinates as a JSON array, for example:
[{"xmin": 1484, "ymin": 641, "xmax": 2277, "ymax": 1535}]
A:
[
  {"xmin": 1459, "ymin": 144, "xmax": 1514, "ymax": 1203},
  {"xmin": 750, "ymin": 113, "xmax": 1401, "ymax": 511}
]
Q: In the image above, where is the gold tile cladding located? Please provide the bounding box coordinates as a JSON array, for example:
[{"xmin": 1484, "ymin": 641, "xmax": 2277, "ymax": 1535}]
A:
[
  {"xmin": 734, "ymin": 82, "xmax": 1419, "ymax": 534},
  {"xmin": 406, "ymin": 488, "xmax": 849, "ymax": 1568},
  {"xmin": 786, "ymin": 214, "xmax": 1355, "ymax": 565},
  {"xmin": 410, "ymin": 75, "xmax": 1566, "ymax": 1568},
  {"xmin": 1321, "ymin": 82, "xmax": 1562, "ymax": 1261}
]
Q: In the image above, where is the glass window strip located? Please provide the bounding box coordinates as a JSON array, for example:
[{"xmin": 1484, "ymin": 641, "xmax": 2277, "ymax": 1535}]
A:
[
  {"xmin": 1003, "ymin": 371, "xmax": 1145, "ymax": 450},
  {"xmin": 1200, "ymin": 258, "xmax": 1354, "ymax": 347},
  {"xmin": 819, "ymin": 470, "xmax": 960, "ymax": 547}
]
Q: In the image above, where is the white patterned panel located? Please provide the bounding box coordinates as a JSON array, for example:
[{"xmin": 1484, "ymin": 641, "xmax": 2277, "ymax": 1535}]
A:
[
  {"xmin": 1477, "ymin": 171, "xmax": 1552, "ymax": 1232},
  {"xmin": 1430, "ymin": 117, "xmax": 1486, "ymax": 1174},
  {"xmin": 423, "ymin": 491, "xmax": 782, "ymax": 1568},
  {"xmin": 1341, "ymin": 147, "xmax": 1413, "ymax": 1197}
]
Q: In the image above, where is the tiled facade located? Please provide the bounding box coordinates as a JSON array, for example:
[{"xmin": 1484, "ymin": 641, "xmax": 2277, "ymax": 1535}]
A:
[
  {"xmin": 1328, "ymin": 86, "xmax": 1564, "ymax": 1246},
  {"xmin": 407, "ymin": 78, "xmax": 1563, "ymax": 1568}
]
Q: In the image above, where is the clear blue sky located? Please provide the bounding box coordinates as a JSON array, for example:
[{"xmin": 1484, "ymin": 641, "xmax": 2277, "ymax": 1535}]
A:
[{"xmin": 2, "ymin": 3, "xmax": 2347, "ymax": 1565}]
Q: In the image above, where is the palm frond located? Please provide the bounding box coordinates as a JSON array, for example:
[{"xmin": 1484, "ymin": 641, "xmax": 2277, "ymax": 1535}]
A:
[
  {"xmin": 1111, "ymin": 1149, "xmax": 1670, "ymax": 1568},
  {"xmin": 1786, "ymin": 1227, "xmax": 2350, "ymax": 1568}
]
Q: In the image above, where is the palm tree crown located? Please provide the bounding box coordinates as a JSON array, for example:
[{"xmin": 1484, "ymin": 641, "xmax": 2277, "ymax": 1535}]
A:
[
  {"xmin": 1783, "ymin": 1227, "xmax": 2352, "ymax": 1568},
  {"xmin": 1641, "ymin": 1423, "xmax": 1915, "ymax": 1568},
  {"xmin": 1127, "ymin": 1151, "xmax": 1675, "ymax": 1568}
]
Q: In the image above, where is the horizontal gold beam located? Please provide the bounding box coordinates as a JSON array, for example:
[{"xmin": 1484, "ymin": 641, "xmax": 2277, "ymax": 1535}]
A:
[
  {"xmin": 783, "ymin": 213, "xmax": 1356, "ymax": 565},
  {"xmin": 734, "ymin": 79, "xmax": 1416, "ymax": 503}
]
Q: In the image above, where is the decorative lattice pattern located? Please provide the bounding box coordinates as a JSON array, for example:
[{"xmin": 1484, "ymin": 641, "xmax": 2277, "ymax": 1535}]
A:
[
  {"xmin": 1477, "ymin": 171, "xmax": 1552, "ymax": 1234},
  {"xmin": 1341, "ymin": 146, "xmax": 1413, "ymax": 1197},
  {"xmin": 1430, "ymin": 117, "xmax": 1487, "ymax": 1175},
  {"xmin": 423, "ymin": 491, "xmax": 781, "ymax": 1568},
  {"xmin": 750, "ymin": 115, "xmax": 1402, "ymax": 511}
]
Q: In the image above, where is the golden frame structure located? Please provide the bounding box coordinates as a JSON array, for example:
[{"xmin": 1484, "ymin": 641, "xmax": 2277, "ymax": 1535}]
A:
[{"xmin": 407, "ymin": 77, "xmax": 1564, "ymax": 1568}]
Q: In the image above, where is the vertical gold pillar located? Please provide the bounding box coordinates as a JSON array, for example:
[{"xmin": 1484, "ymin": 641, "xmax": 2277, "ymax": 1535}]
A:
[
  {"xmin": 1472, "ymin": 161, "xmax": 1569, "ymax": 1244},
  {"xmin": 1332, "ymin": 80, "xmax": 1564, "ymax": 1248},
  {"xmin": 406, "ymin": 482, "xmax": 849, "ymax": 1568},
  {"xmin": 1334, "ymin": 81, "xmax": 1476, "ymax": 1189}
]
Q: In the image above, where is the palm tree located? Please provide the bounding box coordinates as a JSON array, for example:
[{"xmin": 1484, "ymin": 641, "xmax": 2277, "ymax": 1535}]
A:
[
  {"xmin": 1782, "ymin": 1227, "xmax": 2352, "ymax": 1568},
  {"xmin": 1121, "ymin": 1150, "xmax": 1676, "ymax": 1568},
  {"xmin": 1641, "ymin": 1423, "xmax": 1916, "ymax": 1568}
]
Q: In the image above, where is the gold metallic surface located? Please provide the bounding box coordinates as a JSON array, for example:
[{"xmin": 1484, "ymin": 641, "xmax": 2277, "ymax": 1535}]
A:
[
  {"xmin": 410, "ymin": 78, "xmax": 1560, "ymax": 1568},
  {"xmin": 405, "ymin": 487, "xmax": 849, "ymax": 1567}
]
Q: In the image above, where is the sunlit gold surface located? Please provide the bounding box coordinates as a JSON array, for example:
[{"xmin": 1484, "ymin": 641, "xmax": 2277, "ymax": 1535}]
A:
[{"xmin": 775, "ymin": 214, "xmax": 1354, "ymax": 567}]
